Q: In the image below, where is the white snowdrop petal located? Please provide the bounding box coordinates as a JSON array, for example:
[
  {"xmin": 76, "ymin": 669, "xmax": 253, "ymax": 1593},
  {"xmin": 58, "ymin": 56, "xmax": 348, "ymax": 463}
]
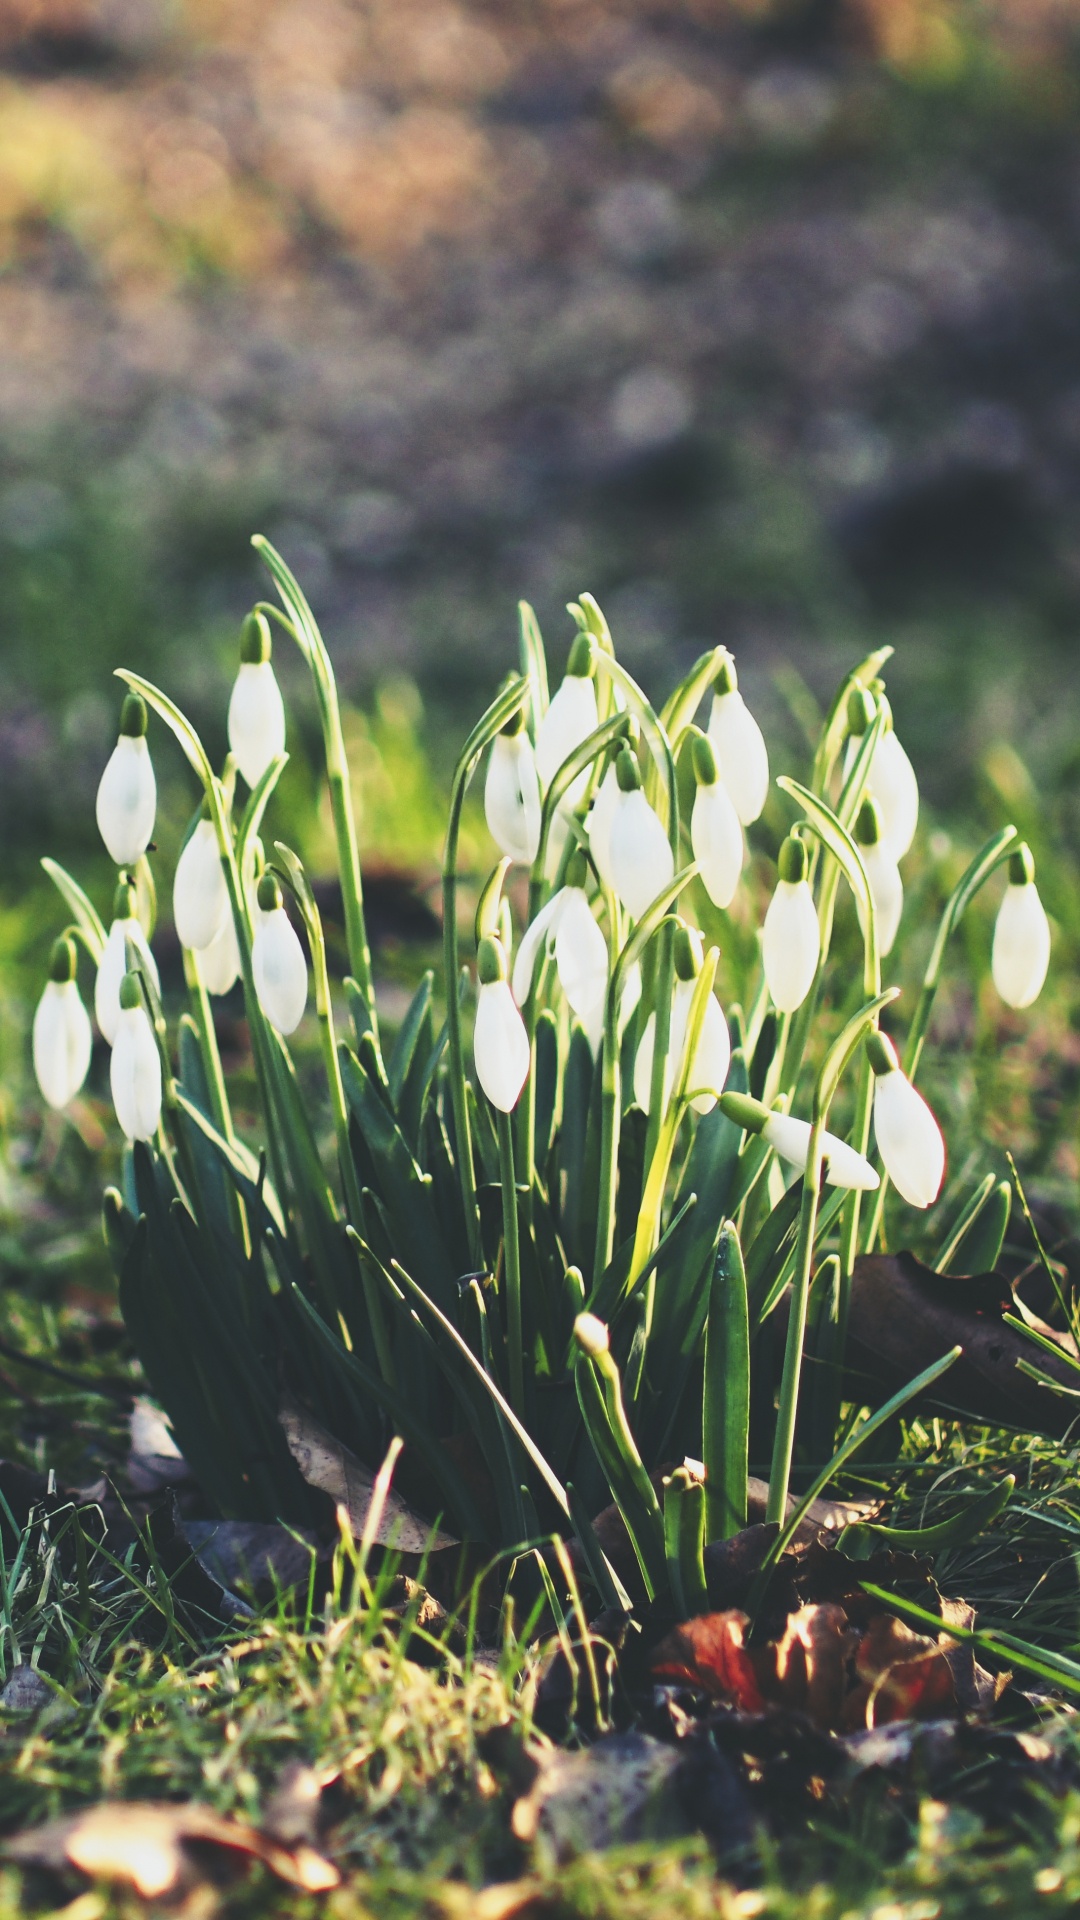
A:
[
  {"xmin": 95, "ymin": 735, "xmax": 157, "ymax": 867},
  {"xmin": 992, "ymin": 882, "xmax": 1051, "ymax": 1010},
  {"xmin": 708, "ymin": 689, "xmax": 769, "ymax": 825},
  {"xmin": 173, "ymin": 820, "xmax": 230, "ymax": 953},
  {"xmin": 763, "ymin": 880, "xmax": 820, "ymax": 1013},
  {"xmin": 511, "ymin": 893, "xmax": 562, "ymax": 1007},
  {"xmin": 763, "ymin": 1113, "xmax": 879, "ymax": 1191},
  {"xmin": 95, "ymin": 919, "xmax": 160, "ymax": 1046},
  {"xmin": 634, "ymin": 979, "xmax": 694, "ymax": 1115},
  {"xmin": 33, "ymin": 981, "xmax": 93, "ymax": 1110},
  {"xmin": 687, "ymin": 995, "xmax": 731, "ymax": 1114},
  {"xmin": 618, "ymin": 961, "xmax": 642, "ymax": 1037},
  {"xmin": 554, "ymin": 888, "xmax": 609, "ymax": 1019},
  {"xmin": 861, "ymin": 842, "xmax": 903, "ymax": 956},
  {"xmin": 228, "ymin": 661, "xmax": 286, "ymax": 790},
  {"xmin": 253, "ymin": 907, "xmax": 308, "ymax": 1035},
  {"xmin": 485, "ymin": 734, "xmax": 542, "ymax": 864},
  {"xmin": 110, "ymin": 1005, "xmax": 162, "ymax": 1142},
  {"xmin": 873, "ymin": 1070, "xmax": 945, "ymax": 1209},
  {"xmin": 587, "ymin": 766, "xmax": 620, "ymax": 891},
  {"xmin": 474, "ymin": 979, "xmax": 530, "ymax": 1111},
  {"xmin": 691, "ymin": 782, "xmax": 743, "ymax": 909},
  {"xmin": 200, "ymin": 912, "xmax": 242, "ymax": 996},
  {"xmin": 535, "ymin": 675, "xmax": 599, "ymax": 788},
  {"xmin": 609, "ymin": 790, "xmax": 674, "ymax": 919},
  {"xmin": 873, "ymin": 729, "xmax": 919, "ymax": 861}
]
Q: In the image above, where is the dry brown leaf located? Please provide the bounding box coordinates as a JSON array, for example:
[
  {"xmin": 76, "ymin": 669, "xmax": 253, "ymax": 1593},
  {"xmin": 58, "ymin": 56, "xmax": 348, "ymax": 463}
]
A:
[
  {"xmin": 511, "ymin": 1731, "xmax": 686, "ymax": 1865},
  {"xmin": 4, "ymin": 1801, "xmax": 340, "ymax": 1897},
  {"xmin": 279, "ymin": 1400, "xmax": 457, "ymax": 1552},
  {"xmin": 848, "ymin": 1252, "xmax": 1080, "ymax": 1434},
  {"xmin": 651, "ymin": 1610, "xmax": 765, "ymax": 1711}
]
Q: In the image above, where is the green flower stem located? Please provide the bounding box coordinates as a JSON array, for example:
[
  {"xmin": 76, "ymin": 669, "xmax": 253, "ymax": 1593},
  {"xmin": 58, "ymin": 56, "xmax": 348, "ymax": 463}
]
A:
[
  {"xmin": 497, "ymin": 1107, "xmax": 524, "ymax": 1419},
  {"xmin": 443, "ymin": 676, "xmax": 530, "ymax": 1269},
  {"xmin": 861, "ymin": 825, "xmax": 1018, "ymax": 1255},
  {"xmin": 252, "ymin": 541, "xmax": 378, "ymax": 1038},
  {"xmin": 809, "ymin": 645, "xmax": 894, "ymax": 798},
  {"xmin": 659, "ymin": 646, "xmax": 731, "ymax": 750},
  {"xmin": 183, "ymin": 947, "xmax": 250, "ymax": 1256},
  {"xmin": 630, "ymin": 949, "xmax": 719, "ymax": 1308},
  {"xmin": 643, "ymin": 924, "xmax": 674, "ymax": 1178},
  {"xmin": 591, "ymin": 868, "xmax": 698, "ymax": 1287},
  {"xmin": 766, "ymin": 986, "xmax": 898, "ymax": 1528}
]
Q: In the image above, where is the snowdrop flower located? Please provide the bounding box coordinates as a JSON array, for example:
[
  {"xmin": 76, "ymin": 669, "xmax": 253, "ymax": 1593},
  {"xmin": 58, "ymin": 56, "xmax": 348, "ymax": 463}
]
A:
[
  {"xmin": 707, "ymin": 658, "xmax": 769, "ymax": 825},
  {"xmin": 485, "ymin": 709, "xmax": 542, "ymax": 865},
  {"xmin": 720, "ymin": 1092, "xmax": 879, "ymax": 1192},
  {"xmin": 763, "ymin": 836, "xmax": 820, "ymax": 1012},
  {"xmin": 33, "ymin": 937, "xmax": 92, "ymax": 1111},
  {"xmin": 608, "ymin": 748, "xmax": 674, "ymax": 919},
  {"xmin": 992, "ymin": 844, "xmax": 1050, "ymax": 1010},
  {"xmin": 173, "ymin": 814, "xmax": 229, "ymax": 953},
  {"xmin": 110, "ymin": 971, "xmax": 162, "ymax": 1142},
  {"xmin": 474, "ymin": 935, "xmax": 530, "ymax": 1111},
  {"xmin": 855, "ymin": 797, "xmax": 902, "ymax": 957},
  {"xmin": 252, "ymin": 874, "xmax": 308, "ymax": 1035},
  {"xmin": 868, "ymin": 1031, "xmax": 945, "ymax": 1209},
  {"xmin": 512, "ymin": 851, "xmax": 608, "ymax": 1037},
  {"xmin": 586, "ymin": 762, "xmax": 621, "ymax": 891},
  {"xmin": 96, "ymin": 880, "xmax": 160, "ymax": 1046},
  {"xmin": 228, "ymin": 612, "xmax": 286, "ymax": 791},
  {"xmin": 535, "ymin": 634, "xmax": 599, "ymax": 797},
  {"xmin": 96, "ymin": 693, "xmax": 156, "ymax": 868},
  {"xmin": 199, "ymin": 909, "xmax": 241, "ymax": 997},
  {"xmin": 690, "ymin": 734, "xmax": 743, "ymax": 909},
  {"xmin": 843, "ymin": 690, "xmax": 919, "ymax": 862},
  {"xmin": 634, "ymin": 926, "xmax": 730, "ymax": 1116}
]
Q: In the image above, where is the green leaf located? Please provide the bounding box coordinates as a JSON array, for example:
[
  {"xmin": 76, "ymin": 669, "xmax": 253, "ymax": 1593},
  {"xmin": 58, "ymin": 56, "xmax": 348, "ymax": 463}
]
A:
[
  {"xmin": 703, "ymin": 1222, "xmax": 749, "ymax": 1542},
  {"xmin": 340, "ymin": 1045, "xmax": 459, "ymax": 1318},
  {"xmin": 40, "ymin": 858, "xmax": 106, "ymax": 961},
  {"xmin": 114, "ymin": 671, "xmax": 216, "ymax": 791}
]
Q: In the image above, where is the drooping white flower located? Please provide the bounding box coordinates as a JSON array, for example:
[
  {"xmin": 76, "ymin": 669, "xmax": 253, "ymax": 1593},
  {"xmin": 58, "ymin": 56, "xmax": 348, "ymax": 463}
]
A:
[
  {"xmin": 634, "ymin": 930, "xmax": 730, "ymax": 1116},
  {"xmin": 511, "ymin": 855, "xmax": 609, "ymax": 1039},
  {"xmin": 474, "ymin": 936, "xmax": 530, "ymax": 1111},
  {"xmin": 535, "ymin": 634, "xmax": 599, "ymax": 798},
  {"xmin": 96, "ymin": 882, "xmax": 160, "ymax": 1046},
  {"xmin": 843, "ymin": 693, "xmax": 919, "ymax": 862},
  {"xmin": 763, "ymin": 836, "xmax": 820, "ymax": 1012},
  {"xmin": 868, "ymin": 1031, "xmax": 945, "ymax": 1208},
  {"xmin": 110, "ymin": 972, "xmax": 162, "ymax": 1142},
  {"xmin": 690, "ymin": 734, "xmax": 743, "ymax": 910},
  {"xmin": 252, "ymin": 874, "xmax": 308, "ymax": 1035},
  {"xmin": 586, "ymin": 763, "xmax": 621, "ymax": 891},
  {"xmin": 173, "ymin": 817, "xmax": 230, "ymax": 953},
  {"xmin": 228, "ymin": 612, "xmax": 287, "ymax": 790},
  {"xmin": 719, "ymin": 1090, "xmax": 880, "ymax": 1191},
  {"xmin": 870, "ymin": 727, "xmax": 919, "ymax": 861},
  {"xmin": 855, "ymin": 798, "xmax": 902, "ymax": 957},
  {"xmin": 200, "ymin": 909, "xmax": 242, "ymax": 997},
  {"xmin": 764, "ymin": 1112, "xmax": 879, "ymax": 1190},
  {"xmin": 992, "ymin": 846, "xmax": 1050, "ymax": 1010},
  {"xmin": 485, "ymin": 712, "xmax": 542, "ymax": 865},
  {"xmin": 96, "ymin": 693, "xmax": 156, "ymax": 868},
  {"xmin": 608, "ymin": 748, "xmax": 674, "ymax": 919},
  {"xmin": 707, "ymin": 659, "xmax": 769, "ymax": 825},
  {"xmin": 33, "ymin": 938, "xmax": 92, "ymax": 1110}
]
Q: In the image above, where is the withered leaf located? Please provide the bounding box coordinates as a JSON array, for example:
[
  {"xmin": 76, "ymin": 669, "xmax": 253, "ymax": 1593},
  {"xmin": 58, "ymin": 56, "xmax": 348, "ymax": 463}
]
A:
[
  {"xmin": 847, "ymin": 1252, "xmax": 1080, "ymax": 1434},
  {"xmin": 279, "ymin": 1399, "xmax": 457, "ymax": 1552},
  {"xmin": 511, "ymin": 1731, "xmax": 687, "ymax": 1864},
  {"xmin": 5, "ymin": 1801, "xmax": 339, "ymax": 1897},
  {"xmin": 651, "ymin": 1610, "xmax": 765, "ymax": 1711}
]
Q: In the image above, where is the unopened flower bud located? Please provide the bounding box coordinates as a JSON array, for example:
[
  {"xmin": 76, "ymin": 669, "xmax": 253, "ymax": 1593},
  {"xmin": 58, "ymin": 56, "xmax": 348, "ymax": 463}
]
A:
[
  {"xmin": 867, "ymin": 1029, "xmax": 945, "ymax": 1209},
  {"xmin": 485, "ymin": 711, "xmax": 542, "ymax": 865},
  {"xmin": 228, "ymin": 613, "xmax": 286, "ymax": 791},
  {"xmin": 992, "ymin": 845, "xmax": 1050, "ymax": 1009},
  {"xmin": 252, "ymin": 879, "xmax": 308, "ymax": 1034},
  {"xmin": 708, "ymin": 660, "xmax": 769, "ymax": 825},
  {"xmin": 474, "ymin": 936, "xmax": 530, "ymax": 1110},
  {"xmin": 33, "ymin": 937, "xmax": 92, "ymax": 1110},
  {"xmin": 763, "ymin": 838, "xmax": 819, "ymax": 1012},
  {"xmin": 110, "ymin": 976, "xmax": 162, "ymax": 1141},
  {"xmin": 96, "ymin": 694, "xmax": 156, "ymax": 868}
]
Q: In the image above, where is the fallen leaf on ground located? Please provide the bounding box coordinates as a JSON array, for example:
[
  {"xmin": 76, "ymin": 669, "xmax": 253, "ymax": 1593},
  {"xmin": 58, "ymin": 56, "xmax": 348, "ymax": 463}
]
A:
[
  {"xmin": 279, "ymin": 1399, "xmax": 458, "ymax": 1552},
  {"xmin": 5, "ymin": 1802, "xmax": 339, "ymax": 1898},
  {"xmin": 848, "ymin": 1251, "xmax": 1079, "ymax": 1434},
  {"xmin": 511, "ymin": 1732, "xmax": 686, "ymax": 1863},
  {"xmin": 652, "ymin": 1611, "xmax": 765, "ymax": 1711}
]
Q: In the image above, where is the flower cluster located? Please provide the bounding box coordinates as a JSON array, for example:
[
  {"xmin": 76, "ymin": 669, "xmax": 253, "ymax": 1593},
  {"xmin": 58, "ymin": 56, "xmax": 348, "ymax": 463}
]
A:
[{"xmin": 33, "ymin": 615, "xmax": 303, "ymax": 1135}]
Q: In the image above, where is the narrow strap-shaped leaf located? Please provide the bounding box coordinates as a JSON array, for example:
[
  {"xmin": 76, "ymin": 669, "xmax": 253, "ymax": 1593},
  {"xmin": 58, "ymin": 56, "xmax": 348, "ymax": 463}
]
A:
[
  {"xmin": 40, "ymin": 858, "xmax": 106, "ymax": 960},
  {"xmin": 703, "ymin": 1223, "xmax": 749, "ymax": 1542}
]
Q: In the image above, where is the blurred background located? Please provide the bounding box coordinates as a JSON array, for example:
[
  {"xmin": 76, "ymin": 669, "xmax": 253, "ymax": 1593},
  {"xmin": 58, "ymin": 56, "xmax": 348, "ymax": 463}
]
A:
[{"xmin": 4, "ymin": 0, "xmax": 1080, "ymax": 1290}]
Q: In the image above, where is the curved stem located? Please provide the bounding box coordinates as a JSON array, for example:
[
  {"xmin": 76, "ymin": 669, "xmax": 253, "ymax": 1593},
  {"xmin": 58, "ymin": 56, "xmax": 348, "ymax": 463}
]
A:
[{"xmin": 497, "ymin": 1108, "xmax": 524, "ymax": 1419}]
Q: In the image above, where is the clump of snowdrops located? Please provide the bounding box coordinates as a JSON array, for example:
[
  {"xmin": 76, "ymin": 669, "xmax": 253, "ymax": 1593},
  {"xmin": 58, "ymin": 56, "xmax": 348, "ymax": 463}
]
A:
[{"xmin": 32, "ymin": 540, "xmax": 1051, "ymax": 1615}]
